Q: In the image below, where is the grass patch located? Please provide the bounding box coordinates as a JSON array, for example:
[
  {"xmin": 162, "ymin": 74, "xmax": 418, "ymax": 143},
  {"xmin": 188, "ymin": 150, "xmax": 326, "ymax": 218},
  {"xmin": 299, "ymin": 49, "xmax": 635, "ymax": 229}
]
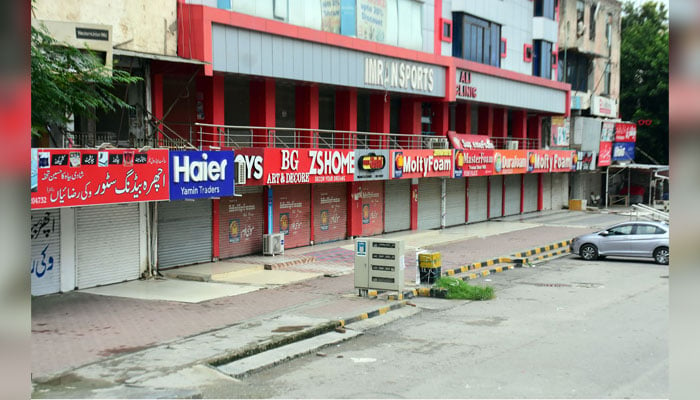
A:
[{"xmin": 433, "ymin": 277, "xmax": 495, "ymax": 300}]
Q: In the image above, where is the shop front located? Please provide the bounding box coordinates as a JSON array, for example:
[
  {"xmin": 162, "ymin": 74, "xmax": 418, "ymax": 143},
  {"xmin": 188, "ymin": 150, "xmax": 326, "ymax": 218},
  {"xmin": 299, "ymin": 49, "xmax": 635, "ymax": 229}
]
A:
[{"xmin": 31, "ymin": 209, "xmax": 61, "ymax": 296}]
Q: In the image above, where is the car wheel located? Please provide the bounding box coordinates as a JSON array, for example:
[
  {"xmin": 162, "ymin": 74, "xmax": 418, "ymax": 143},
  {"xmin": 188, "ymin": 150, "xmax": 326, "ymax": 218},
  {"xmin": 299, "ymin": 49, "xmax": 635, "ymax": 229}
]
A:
[
  {"xmin": 580, "ymin": 244, "xmax": 598, "ymax": 261},
  {"xmin": 653, "ymin": 247, "xmax": 669, "ymax": 265}
]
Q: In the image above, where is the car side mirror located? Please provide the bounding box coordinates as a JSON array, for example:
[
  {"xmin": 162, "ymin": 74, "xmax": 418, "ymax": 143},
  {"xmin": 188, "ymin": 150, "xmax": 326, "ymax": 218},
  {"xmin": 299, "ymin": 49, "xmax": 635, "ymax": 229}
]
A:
[{"xmin": 599, "ymin": 231, "xmax": 609, "ymax": 237}]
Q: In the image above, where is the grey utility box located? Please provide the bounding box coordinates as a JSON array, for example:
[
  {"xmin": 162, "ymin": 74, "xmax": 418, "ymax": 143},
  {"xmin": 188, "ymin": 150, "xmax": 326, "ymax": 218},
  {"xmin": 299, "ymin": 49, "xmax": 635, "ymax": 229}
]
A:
[{"xmin": 354, "ymin": 238, "xmax": 405, "ymax": 293}]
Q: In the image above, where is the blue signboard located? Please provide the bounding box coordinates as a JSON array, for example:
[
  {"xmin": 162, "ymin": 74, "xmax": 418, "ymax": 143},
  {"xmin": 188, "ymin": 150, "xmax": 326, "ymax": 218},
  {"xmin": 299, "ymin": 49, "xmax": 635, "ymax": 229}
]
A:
[
  {"xmin": 611, "ymin": 142, "xmax": 635, "ymax": 162},
  {"xmin": 169, "ymin": 150, "xmax": 235, "ymax": 200}
]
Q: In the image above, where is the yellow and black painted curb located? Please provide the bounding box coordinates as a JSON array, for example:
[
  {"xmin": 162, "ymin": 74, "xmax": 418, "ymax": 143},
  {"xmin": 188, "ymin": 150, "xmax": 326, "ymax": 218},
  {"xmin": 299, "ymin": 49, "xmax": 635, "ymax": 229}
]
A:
[
  {"xmin": 511, "ymin": 240, "xmax": 571, "ymax": 258},
  {"xmin": 441, "ymin": 257, "xmax": 512, "ymax": 277},
  {"xmin": 338, "ymin": 301, "xmax": 409, "ymax": 327},
  {"xmin": 521, "ymin": 247, "xmax": 570, "ymax": 264}
]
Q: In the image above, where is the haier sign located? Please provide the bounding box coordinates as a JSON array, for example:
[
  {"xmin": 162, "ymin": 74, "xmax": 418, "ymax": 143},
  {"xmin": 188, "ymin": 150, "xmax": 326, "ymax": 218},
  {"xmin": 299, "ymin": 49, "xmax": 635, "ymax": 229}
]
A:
[{"xmin": 169, "ymin": 151, "xmax": 235, "ymax": 200}]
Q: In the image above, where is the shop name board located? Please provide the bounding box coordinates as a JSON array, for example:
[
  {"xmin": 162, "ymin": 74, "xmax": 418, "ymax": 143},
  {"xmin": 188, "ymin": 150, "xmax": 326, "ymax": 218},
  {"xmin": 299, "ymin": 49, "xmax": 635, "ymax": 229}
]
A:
[
  {"xmin": 364, "ymin": 57, "xmax": 435, "ymax": 93},
  {"xmin": 454, "ymin": 150, "xmax": 494, "ymax": 177},
  {"xmin": 447, "ymin": 132, "xmax": 494, "ymax": 150},
  {"xmin": 598, "ymin": 141, "xmax": 612, "ymax": 167},
  {"xmin": 260, "ymin": 149, "xmax": 355, "ymax": 185},
  {"xmin": 358, "ymin": 154, "xmax": 385, "ymax": 171},
  {"xmin": 612, "ymin": 142, "xmax": 635, "ymax": 161},
  {"xmin": 614, "ymin": 123, "xmax": 637, "ymax": 143},
  {"xmin": 392, "ymin": 149, "xmax": 453, "ymax": 179},
  {"xmin": 31, "ymin": 149, "xmax": 169, "ymax": 209},
  {"xmin": 493, "ymin": 150, "xmax": 528, "ymax": 175},
  {"xmin": 354, "ymin": 149, "xmax": 390, "ymax": 181},
  {"xmin": 456, "ymin": 70, "xmax": 477, "ymax": 99},
  {"xmin": 526, "ymin": 150, "xmax": 577, "ymax": 173},
  {"xmin": 591, "ymin": 95, "xmax": 617, "ymax": 118},
  {"xmin": 170, "ymin": 151, "xmax": 234, "ymax": 200}
]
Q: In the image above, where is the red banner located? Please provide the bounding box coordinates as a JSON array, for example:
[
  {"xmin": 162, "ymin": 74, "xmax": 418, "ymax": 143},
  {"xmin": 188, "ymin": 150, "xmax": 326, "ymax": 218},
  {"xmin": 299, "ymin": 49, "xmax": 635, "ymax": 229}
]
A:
[
  {"xmin": 390, "ymin": 149, "xmax": 453, "ymax": 179},
  {"xmin": 236, "ymin": 148, "xmax": 356, "ymax": 185},
  {"xmin": 598, "ymin": 142, "xmax": 612, "ymax": 166},
  {"xmin": 525, "ymin": 150, "xmax": 577, "ymax": 173},
  {"xmin": 492, "ymin": 150, "xmax": 528, "ymax": 175},
  {"xmin": 447, "ymin": 131, "xmax": 494, "ymax": 150},
  {"xmin": 614, "ymin": 122, "xmax": 637, "ymax": 142},
  {"xmin": 454, "ymin": 149, "xmax": 494, "ymax": 177},
  {"xmin": 31, "ymin": 149, "xmax": 169, "ymax": 209}
]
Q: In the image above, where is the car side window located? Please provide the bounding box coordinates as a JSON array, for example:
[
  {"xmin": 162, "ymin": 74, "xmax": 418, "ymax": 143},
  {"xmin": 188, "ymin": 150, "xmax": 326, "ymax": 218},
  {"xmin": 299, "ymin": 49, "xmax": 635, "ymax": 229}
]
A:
[
  {"xmin": 609, "ymin": 225, "xmax": 633, "ymax": 235},
  {"xmin": 655, "ymin": 227, "xmax": 666, "ymax": 234},
  {"xmin": 635, "ymin": 225, "xmax": 658, "ymax": 235}
]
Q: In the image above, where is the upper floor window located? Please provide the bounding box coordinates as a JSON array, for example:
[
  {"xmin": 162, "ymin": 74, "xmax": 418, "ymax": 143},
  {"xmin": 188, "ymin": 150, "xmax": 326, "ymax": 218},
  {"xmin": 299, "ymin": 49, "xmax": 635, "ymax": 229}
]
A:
[
  {"xmin": 605, "ymin": 13, "xmax": 613, "ymax": 48},
  {"xmin": 452, "ymin": 12, "xmax": 501, "ymax": 67},
  {"xmin": 533, "ymin": 40, "xmax": 553, "ymax": 79},
  {"xmin": 559, "ymin": 51, "xmax": 590, "ymax": 92},
  {"xmin": 589, "ymin": 3, "xmax": 597, "ymax": 40},
  {"xmin": 576, "ymin": 0, "xmax": 585, "ymax": 37},
  {"xmin": 534, "ymin": 0, "xmax": 557, "ymax": 20}
]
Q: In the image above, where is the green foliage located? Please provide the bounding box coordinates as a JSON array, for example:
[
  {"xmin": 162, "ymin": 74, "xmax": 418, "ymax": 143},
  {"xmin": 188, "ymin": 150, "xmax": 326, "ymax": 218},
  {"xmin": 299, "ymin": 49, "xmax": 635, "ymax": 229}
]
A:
[
  {"xmin": 31, "ymin": 23, "xmax": 140, "ymax": 136},
  {"xmin": 433, "ymin": 277, "xmax": 495, "ymax": 300},
  {"xmin": 620, "ymin": 1, "xmax": 668, "ymax": 164}
]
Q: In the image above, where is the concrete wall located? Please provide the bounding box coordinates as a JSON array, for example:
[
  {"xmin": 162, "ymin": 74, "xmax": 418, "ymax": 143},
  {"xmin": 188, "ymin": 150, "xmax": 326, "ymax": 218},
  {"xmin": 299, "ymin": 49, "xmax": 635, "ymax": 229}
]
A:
[{"xmin": 33, "ymin": 0, "xmax": 178, "ymax": 56}]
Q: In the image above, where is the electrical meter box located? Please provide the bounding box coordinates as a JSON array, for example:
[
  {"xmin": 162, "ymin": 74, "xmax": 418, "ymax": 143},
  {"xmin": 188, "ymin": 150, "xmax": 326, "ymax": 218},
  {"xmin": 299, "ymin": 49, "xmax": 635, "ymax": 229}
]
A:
[{"xmin": 354, "ymin": 238, "xmax": 405, "ymax": 293}]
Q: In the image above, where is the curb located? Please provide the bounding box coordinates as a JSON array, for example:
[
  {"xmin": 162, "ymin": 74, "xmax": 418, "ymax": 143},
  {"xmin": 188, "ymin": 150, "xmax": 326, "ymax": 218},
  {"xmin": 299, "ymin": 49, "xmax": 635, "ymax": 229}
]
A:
[
  {"xmin": 263, "ymin": 256, "xmax": 317, "ymax": 270},
  {"xmin": 441, "ymin": 257, "xmax": 512, "ymax": 276},
  {"xmin": 511, "ymin": 240, "xmax": 571, "ymax": 258}
]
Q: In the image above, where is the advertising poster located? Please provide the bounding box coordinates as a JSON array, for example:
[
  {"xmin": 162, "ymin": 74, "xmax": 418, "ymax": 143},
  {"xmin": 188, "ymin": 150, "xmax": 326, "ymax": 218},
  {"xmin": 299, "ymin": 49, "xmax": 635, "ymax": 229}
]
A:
[
  {"xmin": 577, "ymin": 151, "xmax": 597, "ymax": 171},
  {"xmin": 357, "ymin": 0, "xmax": 386, "ymax": 42},
  {"xmin": 600, "ymin": 121, "xmax": 615, "ymax": 142},
  {"xmin": 492, "ymin": 150, "xmax": 528, "ymax": 175},
  {"xmin": 614, "ymin": 122, "xmax": 637, "ymax": 142},
  {"xmin": 447, "ymin": 132, "xmax": 494, "ymax": 150},
  {"xmin": 228, "ymin": 219, "xmax": 241, "ymax": 243},
  {"xmin": 169, "ymin": 150, "xmax": 235, "ymax": 200},
  {"xmin": 321, "ymin": 0, "xmax": 341, "ymax": 33},
  {"xmin": 390, "ymin": 149, "xmax": 453, "ymax": 179},
  {"xmin": 31, "ymin": 149, "xmax": 169, "ymax": 209},
  {"xmin": 455, "ymin": 149, "xmax": 494, "ymax": 177},
  {"xmin": 612, "ymin": 142, "xmax": 635, "ymax": 162},
  {"xmin": 254, "ymin": 148, "xmax": 355, "ymax": 185},
  {"xmin": 550, "ymin": 116, "xmax": 570, "ymax": 147},
  {"xmin": 526, "ymin": 150, "xmax": 577, "ymax": 173},
  {"xmin": 598, "ymin": 141, "xmax": 613, "ymax": 166},
  {"xmin": 354, "ymin": 149, "xmax": 389, "ymax": 181}
]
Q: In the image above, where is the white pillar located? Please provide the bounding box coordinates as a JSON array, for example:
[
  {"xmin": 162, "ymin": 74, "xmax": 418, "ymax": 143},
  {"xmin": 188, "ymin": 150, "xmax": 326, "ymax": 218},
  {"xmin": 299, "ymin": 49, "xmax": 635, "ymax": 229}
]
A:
[{"xmin": 59, "ymin": 208, "xmax": 76, "ymax": 293}]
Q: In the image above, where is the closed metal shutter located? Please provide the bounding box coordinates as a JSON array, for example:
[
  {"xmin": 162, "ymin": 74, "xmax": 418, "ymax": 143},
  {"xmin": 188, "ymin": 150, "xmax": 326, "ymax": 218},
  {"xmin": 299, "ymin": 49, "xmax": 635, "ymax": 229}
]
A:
[
  {"xmin": 504, "ymin": 175, "xmax": 522, "ymax": 216},
  {"xmin": 489, "ymin": 175, "xmax": 503, "ymax": 218},
  {"xmin": 158, "ymin": 200, "xmax": 212, "ymax": 269},
  {"xmin": 551, "ymin": 173, "xmax": 569, "ymax": 210},
  {"xmin": 220, "ymin": 186, "xmax": 264, "ymax": 259},
  {"xmin": 542, "ymin": 174, "xmax": 553, "ymax": 210},
  {"xmin": 384, "ymin": 179, "xmax": 410, "ymax": 233},
  {"xmin": 76, "ymin": 204, "xmax": 140, "ymax": 289},
  {"xmin": 445, "ymin": 178, "xmax": 466, "ymax": 226},
  {"xmin": 523, "ymin": 174, "xmax": 538, "ymax": 213},
  {"xmin": 468, "ymin": 176, "xmax": 488, "ymax": 223},
  {"xmin": 31, "ymin": 210, "xmax": 61, "ymax": 296},
  {"xmin": 418, "ymin": 178, "xmax": 442, "ymax": 230},
  {"xmin": 313, "ymin": 183, "xmax": 347, "ymax": 244},
  {"xmin": 273, "ymin": 184, "xmax": 311, "ymax": 249},
  {"xmin": 361, "ymin": 180, "xmax": 384, "ymax": 236}
]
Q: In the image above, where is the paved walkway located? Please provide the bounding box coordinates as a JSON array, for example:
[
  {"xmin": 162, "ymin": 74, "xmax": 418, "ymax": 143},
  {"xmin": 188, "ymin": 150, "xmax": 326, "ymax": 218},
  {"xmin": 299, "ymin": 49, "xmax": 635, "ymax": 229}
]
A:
[{"xmin": 32, "ymin": 210, "xmax": 620, "ymax": 382}]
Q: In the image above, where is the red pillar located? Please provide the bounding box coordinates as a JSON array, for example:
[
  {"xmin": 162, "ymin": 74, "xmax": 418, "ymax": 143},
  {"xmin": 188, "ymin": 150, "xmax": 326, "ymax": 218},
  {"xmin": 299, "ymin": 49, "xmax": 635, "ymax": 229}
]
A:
[
  {"xmin": 410, "ymin": 181, "xmax": 419, "ymax": 230},
  {"xmin": 370, "ymin": 93, "xmax": 390, "ymax": 148},
  {"xmin": 512, "ymin": 110, "xmax": 527, "ymax": 148},
  {"xmin": 399, "ymin": 98, "xmax": 421, "ymax": 148},
  {"xmin": 196, "ymin": 74, "xmax": 224, "ymax": 149},
  {"xmin": 296, "ymin": 85, "xmax": 319, "ymax": 148},
  {"xmin": 486, "ymin": 176, "xmax": 491, "ymax": 219},
  {"xmin": 456, "ymin": 103, "xmax": 471, "ymax": 134},
  {"xmin": 336, "ymin": 89, "xmax": 357, "ymax": 149},
  {"xmin": 492, "ymin": 108, "xmax": 507, "ymax": 149},
  {"xmin": 212, "ymin": 199, "xmax": 220, "ymax": 259},
  {"xmin": 250, "ymin": 79, "xmax": 276, "ymax": 147},
  {"xmin": 528, "ymin": 115, "xmax": 543, "ymax": 149},
  {"xmin": 432, "ymin": 102, "xmax": 449, "ymax": 137},
  {"xmin": 478, "ymin": 105, "xmax": 493, "ymax": 136},
  {"xmin": 537, "ymin": 173, "xmax": 544, "ymax": 211},
  {"xmin": 347, "ymin": 182, "xmax": 363, "ymax": 237},
  {"xmin": 310, "ymin": 184, "xmax": 315, "ymax": 244},
  {"xmin": 151, "ymin": 73, "xmax": 164, "ymax": 146},
  {"xmin": 520, "ymin": 174, "xmax": 525, "ymax": 214}
]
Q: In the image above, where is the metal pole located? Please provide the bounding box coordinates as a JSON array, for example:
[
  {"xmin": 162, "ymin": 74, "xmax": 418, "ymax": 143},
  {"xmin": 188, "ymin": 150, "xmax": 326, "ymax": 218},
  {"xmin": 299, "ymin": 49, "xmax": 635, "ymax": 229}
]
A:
[
  {"xmin": 627, "ymin": 168, "xmax": 631, "ymax": 206},
  {"xmin": 605, "ymin": 167, "xmax": 609, "ymax": 208},
  {"xmin": 441, "ymin": 178, "xmax": 447, "ymax": 229}
]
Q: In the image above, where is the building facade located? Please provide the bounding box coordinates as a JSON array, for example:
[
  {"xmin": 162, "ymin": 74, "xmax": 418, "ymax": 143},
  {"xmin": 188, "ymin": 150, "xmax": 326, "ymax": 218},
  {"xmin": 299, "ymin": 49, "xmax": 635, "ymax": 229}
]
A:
[{"xmin": 31, "ymin": 0, "xmax": 574, "ymax": 296}]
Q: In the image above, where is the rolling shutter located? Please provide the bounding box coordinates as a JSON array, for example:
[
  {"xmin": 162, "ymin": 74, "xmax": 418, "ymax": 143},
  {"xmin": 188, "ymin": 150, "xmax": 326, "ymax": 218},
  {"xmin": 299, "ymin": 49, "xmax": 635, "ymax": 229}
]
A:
[
  {"xmin": 361, "ymin": 181, "xmax": 384, "ymax": 236},
  {"xmin": 551, "ymin": 173, "xmax": 569, "ymax": 210},
  {"xmin": 468, "ymin": 176, "xmax": 488, "ymax": 223},
  {"xmin": 273, "ymin": 184, "xmax": 311, "ymax": 249},
  {"xmin": 158, "ymin": 199, "xmax": 212, "ymax": 269},
  {"xmin": 76, "ymin": 204, "xmax": 140, "ymax": 289},
  {"xmin": 313, "ymin": 183, "xmax": 347, "ymax": 244},
  {"xmin": 418, "ymin": 178, "xmax": 442, "ymax": 230},
  {"xmin": 504, "ymin": 174, "xmax": 522, "ymax": 216},
  {"xmin": 523, "ymin": 174, "xmax": 538, "ymax": 213},
  {"xmin": 384, "ymin": 179, "xmax": 410, "ymax": 233},
  {"xmin": 542, "ymin": 173, "xmax": 553, "ymax": 210},
  {"xmin": 219, "ymin": 186, "xmax": 264, "ymax": 259},
  {"xmin": 31, "ymin": 210, "xmax": 61, "ymax": 296},
  {"xmin": 489, "ymin": 175, "xmax": 503, "ymax": 218},
  {"xmin": 445, "ymin": 178, "xmax": 466, "ymax": 227}
]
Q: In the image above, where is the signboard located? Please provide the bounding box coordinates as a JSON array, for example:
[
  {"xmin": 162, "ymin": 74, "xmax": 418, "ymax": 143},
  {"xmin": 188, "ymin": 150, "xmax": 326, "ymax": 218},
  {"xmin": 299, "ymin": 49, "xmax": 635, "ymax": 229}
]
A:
[
  {"xmin": 447, "ymin": 131, "xmax": 494, "ymax": 150},
  {"xmin": 612, "ymin": 142, "xmax": 635, "ymax": 162},
  {"xmin": 614, "ymin": 122, "xmax": 637, "ymax": 142},
  {"xmin": 235, "ymin": 148, "xmax": 355, "ymax": 185},
  {"xmin": 598, "ymin": 141, "xmax": 612, "ymax": 166},
  {"xmin": 455, "ymin": 69, "xmax": 478, "ymax": 100},
  {"xmin": 577, "ymin": 151, "xmax": 597, "ymax": 171},
  {"xmin": 550, "ymin": 116, "xmax": 570, "ymax": 147},
  {"xmin": 390, "ymin": 149, "xmax": 453, "ymax": 179},
  {"xmin": 526, "ymin": 150, "xmax": 577, "ymax": 173},
  {"xmin": 357, "ymin": 0, "xmax": 387, "ymax": 42},
  {"xmin": 31, "ymin": 148, "xmax": 169, "ymax": 209},
  {"xmin": 321, "ymin": 0, "xmax": 341, "ymax": 33},
  {"xmin": 492, "ymin": 150, "xmax": 528, "ymax": 175},
  {"xmin": 600, "ymin": 121, "xmax": 616, "ymax": 142},
  {"xmin": 169, "ymin": 150, "xmax": 235, "ymax": 200},
  {"xmin": 591, "ymin": 95, "xmax": 618, "ymax": 118},
  {"xmin": 354, "ymin": 149, "xmax": 389, "ymax": 181},
  {"xmin": 454, "ymin": 149, "xmax": 494, "ymax": 177},
  {"xmin": 364, "ymin": 57, "xmax": 435, "ymax": 93}
]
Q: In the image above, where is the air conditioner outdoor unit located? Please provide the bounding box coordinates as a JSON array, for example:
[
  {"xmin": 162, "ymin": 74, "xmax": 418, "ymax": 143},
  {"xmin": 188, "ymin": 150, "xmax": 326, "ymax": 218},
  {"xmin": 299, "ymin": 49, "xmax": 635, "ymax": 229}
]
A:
[
  {"xmin": 263, "ymin": 233, "xmax": 284, "ymax": 256},
  {"xmin": 426, "ymin": 137, "xmax": 448, "ymax": 149},
  {"xmin": 506, "ymin": 140, "xmax": 519, "ymax": 150},
  {"xmin": 235, "ymin": 159, "xmax": 246, "ymax": 185}
]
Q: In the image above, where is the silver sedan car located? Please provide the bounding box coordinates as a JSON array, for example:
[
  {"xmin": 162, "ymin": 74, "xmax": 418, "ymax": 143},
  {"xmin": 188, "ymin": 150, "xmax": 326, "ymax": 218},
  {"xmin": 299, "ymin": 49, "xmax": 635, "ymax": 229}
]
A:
[{"xmin": 571, "ymin": 221, "xmax": 669, "ymax": 265}]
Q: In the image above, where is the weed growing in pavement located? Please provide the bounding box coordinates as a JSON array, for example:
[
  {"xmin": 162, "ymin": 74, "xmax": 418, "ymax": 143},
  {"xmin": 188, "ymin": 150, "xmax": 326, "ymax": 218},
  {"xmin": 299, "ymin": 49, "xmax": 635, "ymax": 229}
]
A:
[{"xmin": 433, "ymin": 277, "xmax": 495, "ymax": 300}]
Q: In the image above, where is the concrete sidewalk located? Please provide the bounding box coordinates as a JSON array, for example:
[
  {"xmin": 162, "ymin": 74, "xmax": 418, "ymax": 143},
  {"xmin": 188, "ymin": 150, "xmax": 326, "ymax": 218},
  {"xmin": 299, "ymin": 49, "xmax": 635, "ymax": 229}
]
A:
[{"xmin": 32, "ymin": 210, "xmax": 614, "ymax": 392}]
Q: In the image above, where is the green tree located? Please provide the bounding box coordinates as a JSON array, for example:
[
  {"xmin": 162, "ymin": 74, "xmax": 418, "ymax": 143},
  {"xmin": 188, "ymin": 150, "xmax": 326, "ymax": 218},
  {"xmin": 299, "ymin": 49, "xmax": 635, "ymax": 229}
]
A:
[
  {"xmin": 31, "ymin": 23, "xmax": 140, "ymax": 138},
  {"xmin": 619, "ymin": 1, "xmax": 669, "ymax": 164}
]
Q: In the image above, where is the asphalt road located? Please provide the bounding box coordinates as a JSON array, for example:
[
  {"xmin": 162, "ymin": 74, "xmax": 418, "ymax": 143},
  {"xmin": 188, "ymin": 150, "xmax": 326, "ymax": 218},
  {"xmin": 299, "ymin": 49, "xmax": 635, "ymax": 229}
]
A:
[{"xmin": 210, "ymin": 254, "xmax": 668, "ymax": 399}]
